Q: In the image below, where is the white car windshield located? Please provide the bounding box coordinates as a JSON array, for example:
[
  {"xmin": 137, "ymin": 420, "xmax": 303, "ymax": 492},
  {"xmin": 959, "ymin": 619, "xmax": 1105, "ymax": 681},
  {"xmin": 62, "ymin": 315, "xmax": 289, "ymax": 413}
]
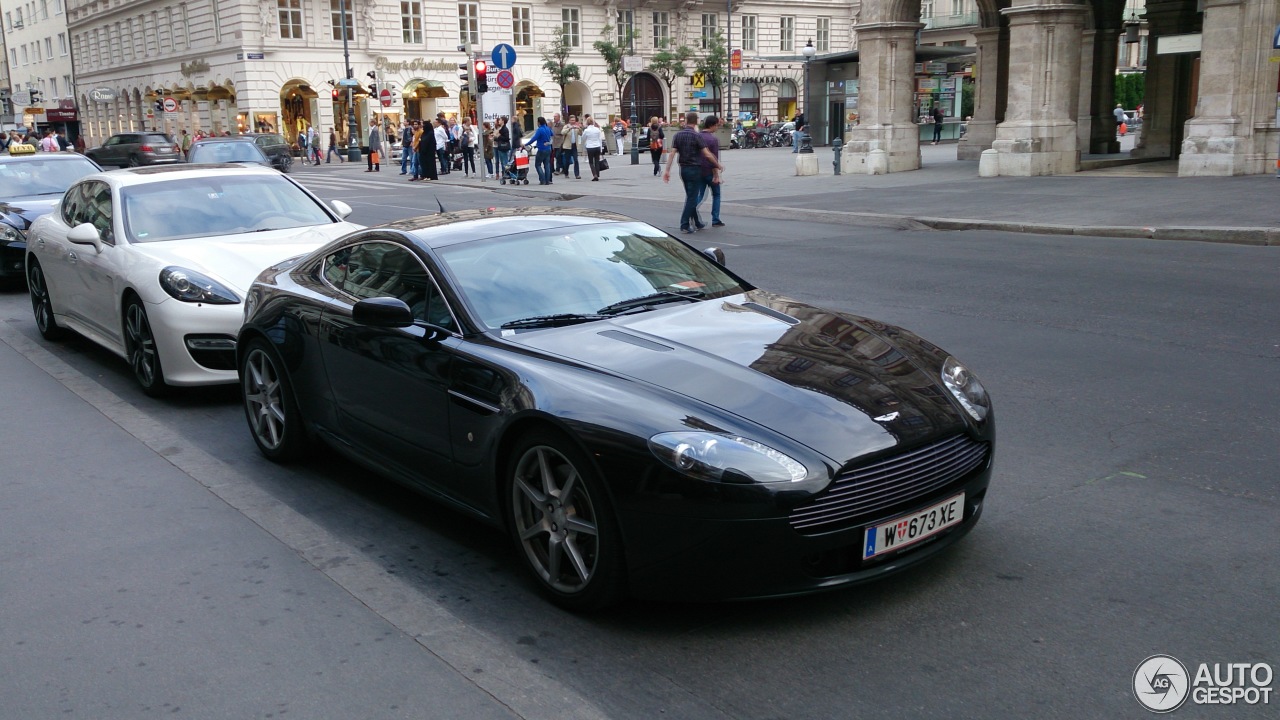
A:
[
  {"xmin": 120, "ymin": 174, "xmax": 334, "ymax": 243},
  {"xmin": 435, "ymin": 221, "xmax": 747, "ymax": 329}
]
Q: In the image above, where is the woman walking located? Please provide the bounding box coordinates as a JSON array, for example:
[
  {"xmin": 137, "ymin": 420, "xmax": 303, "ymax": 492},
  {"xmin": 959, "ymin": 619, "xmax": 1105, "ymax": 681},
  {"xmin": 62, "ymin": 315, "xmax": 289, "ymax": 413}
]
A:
[
  {"xmin": 582, "ymin": 117, "xmax": 604, "ymax": 181},
  {"xmin": 647, "ymin": 117, "xmax": 665, "ymax": 176},
  {"xmin": 459, "ymin": 118, "xmax": 478, "ymax": 177},
  {"xmin": 493, "ymin": 117, "xmax": 512, "ymax": 184},
  {"xmin": 412, "ymin": 120, "xmax": 437, "ymax": 181}
]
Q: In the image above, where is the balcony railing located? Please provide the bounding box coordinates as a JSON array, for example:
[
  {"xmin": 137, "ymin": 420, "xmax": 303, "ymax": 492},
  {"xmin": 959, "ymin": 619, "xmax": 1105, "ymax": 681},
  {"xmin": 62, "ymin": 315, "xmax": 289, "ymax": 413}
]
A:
[{"xmin": 922, "ymin": 12, "xmax": 980, "ymax": 30}]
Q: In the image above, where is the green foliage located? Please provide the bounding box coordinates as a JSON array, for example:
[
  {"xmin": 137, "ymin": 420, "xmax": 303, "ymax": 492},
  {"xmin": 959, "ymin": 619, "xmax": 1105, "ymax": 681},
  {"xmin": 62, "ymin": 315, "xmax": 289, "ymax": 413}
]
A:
[
  {"xmin": 695, "ymin": 31, "xmax": 729, "ymax": 94},
  {"xmin": 1114, "ymin": 73, "xmax": 1146, "ymax": 110},
  {"xmin": 593, "ymin": 25, "xmax": 637, "ymax": 97},
  {"xmin": 648, "ymin": 38, "xmax": 694, "ymax": 96},
  {"xmin": 961, "ymin": 79, "xmax": 974, "ymax": 119},
  {"xmin": 540, "ymin": 35, "xmax": 581, "ymax": 114}
]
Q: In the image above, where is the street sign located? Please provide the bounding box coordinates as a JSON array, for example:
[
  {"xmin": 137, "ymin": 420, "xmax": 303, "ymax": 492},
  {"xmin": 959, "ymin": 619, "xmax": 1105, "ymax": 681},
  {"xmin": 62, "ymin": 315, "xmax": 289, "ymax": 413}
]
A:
[
  {"xmin": 247, "ymin": 52, "xmax": 265, "ymax": 60},
  {"xmin": 379, "ymin": 88, "xmax": 392, "ymax": 107},
  {"xmin": 691, "ymin": 72, "xmax": 705, "ymax": 89},
  {"xmin": 491, "ymin": 43, "xmax": 517, "ymax": 70},
  {"xmin": 162, "ymin": 97, "xmax": 178, "ymax": 113},
  {"xmin": 623, "ymin": 55, "xmax": 644, "ymax": 73},
  {"xmin": 495, "ymin": 70, "xmax": 515, "ymax": 89},
  {"xmin": 11, "ymin": 91, "xmax": 31, "ymax": 107},
  {"xmin": 338, "ymin": 78, "xmax": 360, "ymax": 87}
]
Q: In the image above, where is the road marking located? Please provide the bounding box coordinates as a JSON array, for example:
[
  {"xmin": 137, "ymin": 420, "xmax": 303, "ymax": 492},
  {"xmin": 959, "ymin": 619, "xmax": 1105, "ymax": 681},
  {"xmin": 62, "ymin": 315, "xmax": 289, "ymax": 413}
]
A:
[{"xmin": 0, "ymin": 319, "xmax": 608, "ymax": 720}]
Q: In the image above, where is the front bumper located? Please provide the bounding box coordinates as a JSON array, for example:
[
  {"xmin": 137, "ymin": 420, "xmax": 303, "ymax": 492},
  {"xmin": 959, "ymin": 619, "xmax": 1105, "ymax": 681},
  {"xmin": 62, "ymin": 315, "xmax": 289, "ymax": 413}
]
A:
[
  {"xmin": 0, "ymin": 242, "xmax": 25, "ymax": 280},
  {"xmin": 621, "ymin": 464, "xmax": 993, "ymax": 602},
  {"xmin": 148, "ymin": 297, "xmax": 243, "ymax": 386}
]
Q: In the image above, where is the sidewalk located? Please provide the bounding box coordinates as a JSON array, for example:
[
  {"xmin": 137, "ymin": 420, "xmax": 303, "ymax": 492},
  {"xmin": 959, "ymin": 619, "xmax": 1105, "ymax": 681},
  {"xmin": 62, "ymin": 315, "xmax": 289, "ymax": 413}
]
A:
[{"xmin": 295, "ymin": 140, "xmax": 1280, "ymax": 245}]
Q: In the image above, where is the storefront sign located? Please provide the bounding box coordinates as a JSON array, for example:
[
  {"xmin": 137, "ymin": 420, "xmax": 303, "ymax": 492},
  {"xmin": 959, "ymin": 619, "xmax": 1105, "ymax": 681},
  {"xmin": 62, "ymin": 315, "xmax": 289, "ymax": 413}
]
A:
[
  {"xmin": 1157, "ymin": 34, "xmax": 1202, "ymax": 55},
  {"xmin": 89, "ymin": 88, "xmax": 116, "ymax": 103},
  {"xmin": 731, "ymin": 75, "xmax": 795, "ymax": 86},
  {"xmin": 917, "ymin": 78, "xmax": 940, "ymax": 92},
  {"xmin": 180, "ymin": 59, "xmax": 210, "ymax": 77},
  {"xmin": 374, "ymin": 56, "xmax": 455, "ymax": 73},
  {"xmin": 46, "ymin": 108, "xmax": 79, "ymax": 122}
]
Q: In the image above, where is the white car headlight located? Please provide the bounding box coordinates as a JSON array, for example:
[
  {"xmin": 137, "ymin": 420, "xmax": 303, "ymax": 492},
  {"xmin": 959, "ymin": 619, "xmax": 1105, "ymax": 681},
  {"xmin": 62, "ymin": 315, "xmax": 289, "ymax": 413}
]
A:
[
  {"xmin": 159, "ymin": 266, "xmax": 240, "ymax": 305},
  {"xmin": 649, "ymin": 432, "xmax": 808, "ymax": 484},
  {"xmin": 0, "ymin": 225, "xmax": 24, "ymax": 245},
  {"xmin": 942, "ymin": 356, "xmax": 990, "ymax": 422}
]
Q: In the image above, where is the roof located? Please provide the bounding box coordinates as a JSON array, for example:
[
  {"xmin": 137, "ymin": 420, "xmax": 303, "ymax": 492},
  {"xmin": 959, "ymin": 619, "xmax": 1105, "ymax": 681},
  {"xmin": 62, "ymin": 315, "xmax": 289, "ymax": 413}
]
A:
[{"xmin": 383, "ymin": 207, "xmax": 637, "ymax": 249}]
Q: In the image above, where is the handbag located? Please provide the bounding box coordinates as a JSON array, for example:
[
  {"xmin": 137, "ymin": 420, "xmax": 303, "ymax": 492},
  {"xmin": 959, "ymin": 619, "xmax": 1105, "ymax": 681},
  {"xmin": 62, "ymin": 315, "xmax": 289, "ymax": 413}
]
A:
[{"xmin": 598, "ymin": 157, "xmax": 609, "ymax": 171}]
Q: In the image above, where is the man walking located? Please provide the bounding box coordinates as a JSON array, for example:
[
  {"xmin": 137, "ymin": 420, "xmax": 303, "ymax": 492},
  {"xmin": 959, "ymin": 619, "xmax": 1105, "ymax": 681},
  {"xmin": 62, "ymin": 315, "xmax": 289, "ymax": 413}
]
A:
[
  {"xmin": 662, "ymin": 112, "xmax": 724, "ymax": 234},
  {"xmin": 400, "ymin": 120, "xmax": 414, "ymax": 175},
  {"xmin": 434, "ymin": 119, "xmax": 451, "ymax": 175},
  {"xmin": 327, "ymin": 128, "xmax": 345, "ymax": 162},
  {"xmin": 1114, "ymin": 103, "xmax": 1127, "ymax": 137},
  {"xmin": 694, "ymin": 116, "xmax": 725, "ymax": 227},
  {"xmin": 560, "ymin": 115, "xmax": 581, "ymax": 179},
  {"xmin": 366, "ymin": 123, "xmax": 382, "ymax": 171}
]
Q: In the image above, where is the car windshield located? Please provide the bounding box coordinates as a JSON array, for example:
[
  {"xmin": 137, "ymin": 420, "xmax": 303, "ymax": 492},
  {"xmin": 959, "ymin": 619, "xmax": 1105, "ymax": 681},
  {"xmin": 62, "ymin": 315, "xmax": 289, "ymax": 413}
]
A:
[
  {"xmin": 120, "ymin": 174, "xmax": 334, "ymax": 243},
  {"xmin": 0, "ymin": 157, "xmax": 100, "ymax": 197},
  {"xmin": 188, "ymin": 142, "xmax": 266, "ymax": 164},
  {"xmin": 435, "ymin": 221, "xmax": 748, "ymax": 330}
]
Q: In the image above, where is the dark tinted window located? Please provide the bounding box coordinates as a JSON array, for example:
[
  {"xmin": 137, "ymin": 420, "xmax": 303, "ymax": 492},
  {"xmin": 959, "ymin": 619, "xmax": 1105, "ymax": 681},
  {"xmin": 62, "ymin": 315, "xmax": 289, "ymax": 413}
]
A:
[
  {"xmin": 323, "ymin": 242, "xmax": 457, "ymax": 331},
  {"xmin": 81, "ymin": 181, "xmax": 114, "ymax": 245}
]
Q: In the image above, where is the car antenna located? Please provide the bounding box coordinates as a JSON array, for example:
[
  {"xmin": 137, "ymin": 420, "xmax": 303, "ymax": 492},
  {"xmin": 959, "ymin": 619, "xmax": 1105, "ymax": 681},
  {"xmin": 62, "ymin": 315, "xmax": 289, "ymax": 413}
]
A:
[{"xmin": 434, "ymin": 196, "xmax": 447, "ymax": 214}]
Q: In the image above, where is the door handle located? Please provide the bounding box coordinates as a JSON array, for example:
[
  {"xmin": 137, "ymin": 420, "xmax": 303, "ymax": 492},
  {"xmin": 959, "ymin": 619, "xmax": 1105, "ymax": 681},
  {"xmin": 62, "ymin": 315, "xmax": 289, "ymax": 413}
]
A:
[{"xmin": 67, "ymin": 251, "xmax": 78, "ymax": 264}]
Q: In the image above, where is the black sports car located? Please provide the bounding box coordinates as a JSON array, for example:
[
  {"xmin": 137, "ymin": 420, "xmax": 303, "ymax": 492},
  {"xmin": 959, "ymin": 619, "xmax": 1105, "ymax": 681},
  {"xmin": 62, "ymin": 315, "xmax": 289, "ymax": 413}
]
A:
[{"xmin": 237, "ymin": 208, "xmax": 994, "ymax": 609}]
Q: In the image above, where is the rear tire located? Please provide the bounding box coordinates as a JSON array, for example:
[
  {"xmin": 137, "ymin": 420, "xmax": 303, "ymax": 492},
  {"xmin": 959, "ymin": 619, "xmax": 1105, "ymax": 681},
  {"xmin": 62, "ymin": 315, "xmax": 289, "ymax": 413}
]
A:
[
  {"xmin": 240, "ymin": 338, "xmax": 309, "ymax": 461},
  {"xmin": 127, "ymin": 154, "xmax": 142, "ymax": 167},
  {"xmin": 27, "ymin": 258, "xmax": 66, "ymax": 341},
  {"xmin": 506, "ymin": 429, "xmax": 625, "ymax": 611},
  {"xmin": 123, "ymin": 297, "xmax": 168, "ymax": 397}
]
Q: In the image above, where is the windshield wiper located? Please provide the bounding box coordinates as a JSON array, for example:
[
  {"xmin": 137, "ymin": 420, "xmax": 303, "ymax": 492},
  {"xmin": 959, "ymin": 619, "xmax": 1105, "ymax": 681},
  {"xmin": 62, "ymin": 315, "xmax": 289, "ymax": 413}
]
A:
[
  {"xmin": 500, "ymin": 313, "xmax": 608, "ymax": 329},
  {"xmin": 596, "ymin": 289, "xmax": 706, "ymax": 316}
]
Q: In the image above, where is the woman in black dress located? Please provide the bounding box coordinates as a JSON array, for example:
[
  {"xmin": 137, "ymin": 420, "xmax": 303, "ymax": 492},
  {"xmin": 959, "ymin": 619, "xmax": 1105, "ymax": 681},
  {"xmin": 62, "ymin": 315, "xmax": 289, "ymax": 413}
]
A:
[{"xmin": 413, "ymin": 119, "xmax": 437, "ymax": 181}]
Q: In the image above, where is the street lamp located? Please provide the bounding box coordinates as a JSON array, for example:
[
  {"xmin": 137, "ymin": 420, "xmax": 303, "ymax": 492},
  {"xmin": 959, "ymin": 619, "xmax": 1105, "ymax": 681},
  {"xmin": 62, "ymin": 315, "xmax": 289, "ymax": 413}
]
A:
[
  {"xmin": 339, "ymin": 0, "xmax": 361, "ymax": 163},
  {"xmin": 801, "ymin": 38, "xmax": 816, "ymax": 118},
  {"xmin": 629, "ymin": 0, "xmax": 640, "ymax": 165}
]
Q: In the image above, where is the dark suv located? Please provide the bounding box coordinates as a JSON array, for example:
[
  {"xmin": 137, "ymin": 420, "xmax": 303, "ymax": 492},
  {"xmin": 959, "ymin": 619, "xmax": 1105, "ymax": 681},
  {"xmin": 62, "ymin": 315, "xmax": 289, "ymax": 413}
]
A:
[
  {"xmin": 241, "ymin": 133, "xmax": 293, "ymax": 172},
  {"xmin": 85, "ymin": 132, "xmax": 182, "ymax": 167}
]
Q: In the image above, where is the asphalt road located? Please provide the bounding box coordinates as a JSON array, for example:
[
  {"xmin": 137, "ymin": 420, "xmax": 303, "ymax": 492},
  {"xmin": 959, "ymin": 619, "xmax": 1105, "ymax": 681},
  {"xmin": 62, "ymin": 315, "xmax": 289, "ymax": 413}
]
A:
[{"xmin": 0, "ymin": 173, "xmax": 1276, "ymax": 719}]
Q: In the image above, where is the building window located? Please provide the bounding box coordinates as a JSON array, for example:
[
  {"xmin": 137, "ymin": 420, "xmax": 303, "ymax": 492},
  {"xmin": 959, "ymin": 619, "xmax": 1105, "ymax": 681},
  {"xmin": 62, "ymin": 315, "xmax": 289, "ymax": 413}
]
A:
[
  {"xmin": 741, "ymin": 15, "xmax": 757, "ymax": 51},
  {"xmin": 458, "ymin": 2, "xmax": 479, "ymax": 46},
  {"xmin": 45, "ymin": 36, "xmax": 53, "ymax": 59},
  {"xmin": 278, "ymin": 0, "xmax": 302, "ymax": 39},
  {"xmin": 330, "ymin": 0, "xmax": 354, "ymax": 41},
  {"xmin": 652, "ymin": 11, "xmax": 669, "ymax": 48},
  {"xmin": 950, "ymin": 0, "xmax": 966, "ymax": 15},
  {"xmin": 63, "ymin": 74, "xmax": 71, "ymax": 94},
  {"xmin": 561, "ymin": 7, "xmax": 580, "ymax": 47},
  {"xmin": 617, "ymin": 9, "xmax": 634, "ymax": 46},
  {"xmin": 51, "ymin": 77, "xmax": 58, "ymax": 97},
  {"xmin": 400, "ymin": 1, "xmax": 421, "ymax": 44},
  {"xmin": 55, "ymin": 0, "xmax": 62, "ymax": 14},
  {"xmin": 780, "ymin": 16, "xmax": 795, "ymax": 52},
  {"xmin": 921, "ymin": 0, "xmax": 934, "ymax": 20},
  {"xmin": 700, "ymin": 13, "xmax": 717, "ymax": 49},
  {"xmin": 816, "ymin": 18, "xmax": 830, "ymax": 52},
  {"xmin": 34, "ymin": 41, "xmax": 42, "ymax": 63},
  {"xmin": 512, "ymin": 5, "xmax": 531, "ymax": 46}
]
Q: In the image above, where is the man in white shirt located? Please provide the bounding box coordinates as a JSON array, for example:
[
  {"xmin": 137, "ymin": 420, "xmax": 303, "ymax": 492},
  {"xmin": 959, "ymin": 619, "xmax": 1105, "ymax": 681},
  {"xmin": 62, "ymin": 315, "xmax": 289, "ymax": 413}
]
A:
[
  {"xmin": 434, "ymin": 119, "xmax": 451, "ymax": 175},
  {"xmin": 581, "ymin": 116, "xmax": 605, "ymax": 181}
]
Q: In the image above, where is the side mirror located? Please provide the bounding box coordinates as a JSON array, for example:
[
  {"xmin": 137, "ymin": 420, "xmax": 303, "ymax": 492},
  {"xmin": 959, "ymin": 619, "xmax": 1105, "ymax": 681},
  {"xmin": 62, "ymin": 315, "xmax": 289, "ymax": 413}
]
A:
[
  {"xmin": 702, "ymin": 246, "xmax": 726, "ymax": 265},
  {"xmin": 67, "ymin": 222, "xmax": 103, "ymax": 252},
  {"xmin": 352, "ymin": 296, "xmax": 414, "ymax": 328},
  {"xmin": 330, "ymin": 200, "xmax": 353, "ymax": 219}
]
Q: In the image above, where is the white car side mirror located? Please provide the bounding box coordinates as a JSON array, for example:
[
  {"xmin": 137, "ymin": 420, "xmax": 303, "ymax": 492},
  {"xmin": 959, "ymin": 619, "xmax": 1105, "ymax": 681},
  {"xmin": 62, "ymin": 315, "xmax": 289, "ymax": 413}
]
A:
[
  {"xmin": 67, "ymin": 223, "xmax": 103, "ymax": 252},
  {"xmin": 330, "ymin": 200, "xmax": 353, "ymax": 219}
]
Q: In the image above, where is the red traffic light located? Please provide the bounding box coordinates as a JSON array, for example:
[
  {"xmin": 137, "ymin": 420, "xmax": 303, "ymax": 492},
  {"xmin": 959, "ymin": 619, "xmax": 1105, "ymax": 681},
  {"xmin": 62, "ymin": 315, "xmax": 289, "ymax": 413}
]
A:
[
  {"xmin": 332, "ymin": 88, "xmax": 340, "ymax": 99},
  {"xmin": 473, "ymin": 60, "xmax": 487, "ymax": 74}
]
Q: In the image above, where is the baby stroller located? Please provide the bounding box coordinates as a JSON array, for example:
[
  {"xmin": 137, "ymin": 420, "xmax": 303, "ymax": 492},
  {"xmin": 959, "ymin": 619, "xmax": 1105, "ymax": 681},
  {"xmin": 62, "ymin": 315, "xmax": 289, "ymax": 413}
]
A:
[{"xmin": 503, "ymin": 148, "xmax": 530, "ymax": 185}]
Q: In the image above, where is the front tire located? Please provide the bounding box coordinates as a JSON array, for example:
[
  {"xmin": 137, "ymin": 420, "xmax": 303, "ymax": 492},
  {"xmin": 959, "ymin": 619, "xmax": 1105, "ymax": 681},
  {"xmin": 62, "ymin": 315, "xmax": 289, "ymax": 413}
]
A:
[
  {"xmin": 507, "ymin": 429, "xmax": 625, "ymax": 611},
  {"xmin": 27, "ymin": 258, "xmax": 66, "ymax": 340},
  {"xmin": 240, "ymin": 338, "xmax": 308, "ymax": 461},
  {"xmin": 123, "ymin": 298, "xmax": 167, "ymax": 396}
]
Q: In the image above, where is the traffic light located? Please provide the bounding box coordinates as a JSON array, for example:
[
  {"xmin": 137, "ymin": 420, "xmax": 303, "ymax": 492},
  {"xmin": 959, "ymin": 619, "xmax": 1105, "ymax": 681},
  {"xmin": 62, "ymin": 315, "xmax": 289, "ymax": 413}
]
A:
[
  {"xmin": 29, "ymin": 90, "xmax": 42, "ymax": 104},
  {"xmin": 153, "ymin": 98, "xmax": 164, "ymax": 112},
  {"xmin": 367, "ymin": 83, "xmax": 377, "ymax": 96},
  {"xmin": 474, "ymin": 60, "xmax": 488, "ymax": 93},
  {"xmin": 332, "ymin": 87, "xmax": 341, "ymax": 100}
]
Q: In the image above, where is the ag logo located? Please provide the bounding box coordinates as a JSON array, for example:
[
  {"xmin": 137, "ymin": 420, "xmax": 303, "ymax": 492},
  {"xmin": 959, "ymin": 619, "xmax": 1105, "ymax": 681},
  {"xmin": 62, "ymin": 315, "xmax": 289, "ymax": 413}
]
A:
[{"xmin": 1134, "ymin": 654, "xmax": 1190, "ymax": 713}]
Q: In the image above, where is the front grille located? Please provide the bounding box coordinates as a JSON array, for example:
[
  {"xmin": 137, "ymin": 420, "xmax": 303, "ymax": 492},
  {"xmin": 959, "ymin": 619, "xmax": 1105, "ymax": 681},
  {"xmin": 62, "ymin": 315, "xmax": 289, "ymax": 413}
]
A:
[{"xmin": 790, "ymin": 434, "xmax": 989, "ymax": 535}]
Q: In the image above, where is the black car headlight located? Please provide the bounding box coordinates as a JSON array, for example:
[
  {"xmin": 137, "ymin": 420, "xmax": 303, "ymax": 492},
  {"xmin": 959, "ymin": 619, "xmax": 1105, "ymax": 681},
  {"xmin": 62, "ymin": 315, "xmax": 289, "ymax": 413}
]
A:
[
  {"xmin": 942, "ymin": 356, "xmax": 990, "ymax": 422},
  {"xmin": 0, "ymin": 224, "xmax": 24, "ymax": 246},
  {"xmin": 649, "ymin": 432, "xmax": 808, "ymax": 484},
  {"xmin": 159, "ymin": 266, "xmax": 241, "ymax": 304}
]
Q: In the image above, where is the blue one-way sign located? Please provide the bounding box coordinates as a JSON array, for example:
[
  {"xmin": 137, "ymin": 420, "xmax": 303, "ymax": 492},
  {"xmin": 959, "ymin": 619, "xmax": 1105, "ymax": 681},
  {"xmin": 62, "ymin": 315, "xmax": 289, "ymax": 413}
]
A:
[{"xmin": 491, "ymin": 43, "xmax": 517, "ymax": 70}]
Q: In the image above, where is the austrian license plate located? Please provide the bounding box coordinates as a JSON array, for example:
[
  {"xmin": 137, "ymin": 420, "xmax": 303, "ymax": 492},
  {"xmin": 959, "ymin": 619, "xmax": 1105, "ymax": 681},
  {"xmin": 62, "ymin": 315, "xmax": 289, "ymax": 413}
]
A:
[{"xmin": 863, "ymin": 493, "xmax": 964, "ymax": 560}]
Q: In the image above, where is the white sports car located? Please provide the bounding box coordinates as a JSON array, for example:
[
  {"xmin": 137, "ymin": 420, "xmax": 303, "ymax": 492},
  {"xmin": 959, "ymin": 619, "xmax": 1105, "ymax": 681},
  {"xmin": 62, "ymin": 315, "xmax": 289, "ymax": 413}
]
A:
[{"xmin": 26, "ymin": 164, "xmax": 361, "ymax": 395}]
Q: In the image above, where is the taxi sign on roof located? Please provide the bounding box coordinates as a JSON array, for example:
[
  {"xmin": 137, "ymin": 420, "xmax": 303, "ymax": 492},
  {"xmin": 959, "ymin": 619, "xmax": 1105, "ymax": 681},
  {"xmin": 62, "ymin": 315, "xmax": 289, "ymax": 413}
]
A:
[{"xmin": 7, "ymin": 143, "xmax": 36, "ymax": 156}]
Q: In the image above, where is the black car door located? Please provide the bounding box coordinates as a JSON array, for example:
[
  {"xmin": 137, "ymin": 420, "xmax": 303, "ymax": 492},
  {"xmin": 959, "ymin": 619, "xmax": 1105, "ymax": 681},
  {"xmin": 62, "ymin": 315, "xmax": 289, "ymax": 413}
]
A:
[{"xmin": 317, "ymin": 236, "xmax": 461, "ymax": 481}]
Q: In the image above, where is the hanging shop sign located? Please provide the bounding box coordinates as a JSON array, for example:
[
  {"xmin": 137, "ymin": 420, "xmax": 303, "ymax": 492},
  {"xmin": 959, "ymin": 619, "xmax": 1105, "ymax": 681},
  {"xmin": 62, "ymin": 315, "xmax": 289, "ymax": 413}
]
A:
[{"xmin": 374, "ymin": 56, "xmax": 456, "ymax": 73}]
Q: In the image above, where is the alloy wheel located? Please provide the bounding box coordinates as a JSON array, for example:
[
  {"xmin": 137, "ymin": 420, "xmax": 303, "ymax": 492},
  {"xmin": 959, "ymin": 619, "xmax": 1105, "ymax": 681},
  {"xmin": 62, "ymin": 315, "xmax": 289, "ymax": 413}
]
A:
[
  {"xmin": 511, "ymin": 444, "xmax": 601, "ymax": 594},
  {"xmin": 27, "ymin": 261, "xmax": 62, "ymax": 339},
  {"xmin": 124, "ymin": 300, "xmax": 163, "ymax": 393},
  {"xmin": 243, "ymin": 347, "xmax": 286, "ymax": 451}
]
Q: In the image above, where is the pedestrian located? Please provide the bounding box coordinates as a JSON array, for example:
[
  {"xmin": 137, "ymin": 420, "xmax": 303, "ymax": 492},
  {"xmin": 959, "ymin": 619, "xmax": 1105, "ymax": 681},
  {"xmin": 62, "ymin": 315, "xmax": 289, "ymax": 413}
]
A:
[
  {"xmin": 297, "ymin": 127, "xmax": 310, "ymax": 163},
  {"xmin": 40, "ymin": 130, "xmax": 59, "ymax": 152},
  {"xmin": 327, "ymin": 128, "xmax": 345, "ymax": 162},
  {"xmin": 612, "ymin": 118, "xmax": 627, "ymax": 156},
  {"xmin": 647, "ymin": 117, "xmax": 665, "ymax": 176},
  {"xmin": 694, "ymin": 115, "xmax": 725, "ymax": 227},
  {"xmin": 582, "ymin": 116, "xmax": 604, "ymax": 181},
  {"xmin": 791, "ymin": 111, "xmax": 806, "ymax": 153},
  {"xmin": 366, "ymin": 123, "xmax": 382, "ymax": 171},
  {"xmin": 931, "ymin": 106, "xmax": 944, "ymax": 144},
  {"xmin": 434, "ymin": 119, "xmax": 451, "ymax": 175},
  {"xmin": 413, "ymin": 120, "xmax": 438, "ymax": 182},
  {"xmin": 509, "ymin": 115, "xmax": 523, "ymax": 155},
  {"xmin": 494, "ymin": 117, "xmax": 512, "ymax": 184},
  {"xmin": 527, "ymin": 116, "xmax": 554, "ymax": 185},
  {"xmin": 399, "ymin": 120, "xmax": 414, "ymax": 175},
  {"xmin": 459, "ymin": 117, "xmax": 477, "ymax": 177},
  {"xmin": 550, "ymin": 113, "xmax": 565, "ymax": 175},
  {"xmin": 482, "ymin": 122, "xmax": 494, "ymax": 178},
  {"xmin": 309, "ymin": 126, "xmax": 323, "ymax": 165},
  {"xmin": 662, "ymin": 111, "xmax": 723, "ymax": 234},
  {"xmin": 55, "ymin": 129, "xmax": 71, "ymax": 151},
  {"xmin": 1114, "ymin": 103, "xmax": 1127, "ymax": 137},
  {"xmin": 179, "ymin": 129, "xmax": 191, "ymax": 159}
]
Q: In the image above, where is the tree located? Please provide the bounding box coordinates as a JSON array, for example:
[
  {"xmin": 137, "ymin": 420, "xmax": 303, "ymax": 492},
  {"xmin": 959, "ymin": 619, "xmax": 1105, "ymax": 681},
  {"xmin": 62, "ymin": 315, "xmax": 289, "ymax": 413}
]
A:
[
  {"xmin": 694, "ymin": 31, "xmax": 729, "ymax": 116},
  {"xmin": 540, "ymin": 34, "xmax": 581, "ymax": 116},
  {"xmin": 593, "ymin": 25, "xmax": 637, "ymax": 112},
  {"xmin": 1114, "ymin": 73, "xmax": 1146, "ymax": 111},
  {"xmin": 648, "ymin": 38, "xmax": 694, "ymax": 119}
]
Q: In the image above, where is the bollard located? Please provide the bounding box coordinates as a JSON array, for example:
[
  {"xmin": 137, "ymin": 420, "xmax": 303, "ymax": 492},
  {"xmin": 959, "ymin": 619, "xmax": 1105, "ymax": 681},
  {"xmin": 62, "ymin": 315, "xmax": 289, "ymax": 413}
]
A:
[
  {"xmin": 799, "ymin": 135, "xmax": 814, "ymax": 153},
  {"xmin": 832, "ymin": 143, "xmax": 842, "ymax": 175}
]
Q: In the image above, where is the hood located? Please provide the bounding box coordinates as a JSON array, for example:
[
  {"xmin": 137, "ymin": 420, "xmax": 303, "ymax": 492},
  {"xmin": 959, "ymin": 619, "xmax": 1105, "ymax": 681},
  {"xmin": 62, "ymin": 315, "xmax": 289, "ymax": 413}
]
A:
[
  {"xmin": 0, "ymin": 196, "xmax": 61, "ymax": 230},
  {"xmin": 132, "ymin": 222, "xmax": 357, "ymax": 294},
  {"xmin": 507, "ymin": 290, "xmax": 968, "ymax": 465}
]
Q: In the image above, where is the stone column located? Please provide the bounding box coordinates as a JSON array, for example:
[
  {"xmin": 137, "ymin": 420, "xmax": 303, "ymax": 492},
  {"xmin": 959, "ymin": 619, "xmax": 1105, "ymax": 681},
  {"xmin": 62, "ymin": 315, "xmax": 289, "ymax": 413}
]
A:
[
  {"xmin": 1080, "ymin": 27, "xmax": 1122, "ymax": 154},
  {"xmin": 990, "ymin": 2, "xmax": 1090, "ymax": 175},
  {"xmin": 841, "ymin": 21, "xmax": 923, "ymax": 174},
  {"xmin": 1177, "ymin": 0, "xmax": 1255, "ymax": 175},
  {"xmin": 958, "ymin": 27, "xmax": 1006, "ymax": 160}
]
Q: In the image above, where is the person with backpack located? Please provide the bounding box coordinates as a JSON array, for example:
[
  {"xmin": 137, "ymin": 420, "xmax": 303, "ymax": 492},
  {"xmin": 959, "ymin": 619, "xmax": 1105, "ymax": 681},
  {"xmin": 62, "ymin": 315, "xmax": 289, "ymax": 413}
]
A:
[{"xmin": 647, "ymin": 117, "xmax": 665, "ymax": 176}]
